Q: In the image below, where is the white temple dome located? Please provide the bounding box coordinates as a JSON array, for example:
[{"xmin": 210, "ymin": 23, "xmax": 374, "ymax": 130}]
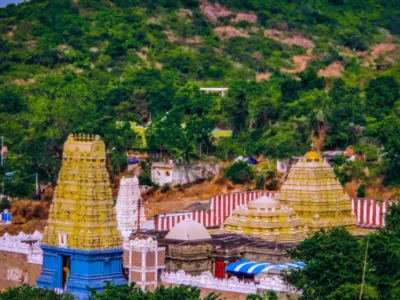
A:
[
  {"xmin": 165, "ymin": 219, "xmax": 212, "ymax": 241},
  {"xmin": 247, "ymin": 195, "xmax": 281, "ymax": 209}
]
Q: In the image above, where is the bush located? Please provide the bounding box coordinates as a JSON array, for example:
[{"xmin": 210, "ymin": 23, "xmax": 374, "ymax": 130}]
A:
[
  {"xmin": 138, "ymin": 172, "xmax": 152, "ymax": 186},
  {"xmin": 11, "ymin": 215, "xmax": 26, "ymax": 225},
  {"xmin": 357, "ymin": 185, "xmax": 366, "ymax": 198},
  {"xmin": 161, "ymin": 184, "xmax": 171, "ymax": 193},
  {"xmin": 0, "ymin": 198, "xmax": 10, "ymax": 211},
  {"xmin": 10, "ymin": 200, "xmax": 49, "ymax": 221},
  {"xmin": 255, "ymin": 175, "xmax": 265, "ymax": 189},
  {"xmin": 266, "ymin": 179, "xmax": 279, "ymax": 191},
  {"xmin": 225, "ymin": 161, "xmax": 254, "ymax": 184}
]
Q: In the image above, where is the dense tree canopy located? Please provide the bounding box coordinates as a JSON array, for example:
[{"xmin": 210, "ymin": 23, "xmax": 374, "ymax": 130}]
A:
[
  {"xmin": 283, "ymin": 204, "xmax": 400, "ymax": 300},
  {"xmin": 0, "ymin": 0, "xmax": 400, "ymax": 196}
]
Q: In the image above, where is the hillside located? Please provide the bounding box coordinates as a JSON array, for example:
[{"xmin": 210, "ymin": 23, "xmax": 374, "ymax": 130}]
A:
[{"xmin": 1, "ymin": 0, "xmax": 400, "ymax": 198}]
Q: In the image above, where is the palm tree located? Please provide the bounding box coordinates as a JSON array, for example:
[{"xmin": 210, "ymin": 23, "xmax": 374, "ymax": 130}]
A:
[
  {"xmin": 171, "ymin": 131, "xmax": 198, "ymax": 183},
  {"xmin": 309, "ymin": 101, "xmax": 330, "ymax": 151}
]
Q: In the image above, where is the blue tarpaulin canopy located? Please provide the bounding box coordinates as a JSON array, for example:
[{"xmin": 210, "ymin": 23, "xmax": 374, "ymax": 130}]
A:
[{"xmin": 226, "ymin": 260, "xmax": 305, "ymax": 275}]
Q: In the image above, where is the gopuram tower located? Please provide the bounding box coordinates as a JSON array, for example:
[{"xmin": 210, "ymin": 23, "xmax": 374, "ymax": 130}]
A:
[
  {"xmin": 115, "ymin": 176, "xmax": 146, "ymax": 244},
  {"xmin": 36, "ymin": 134, "xmax": 125, "ymax": 299},
  {"xmin": 274, "ymin": 150, "xmax": 356, "ymax": 232}
]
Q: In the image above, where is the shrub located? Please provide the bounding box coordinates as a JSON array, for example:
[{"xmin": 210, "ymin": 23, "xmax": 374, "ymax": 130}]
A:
[
  {"xmin": 357, "ymin": 185, "xmax": 366, "ymax": 198},
  {"xmin": 266, "ymin": 179, "xmax": 279, "ymax": 191},
  {"xmin": 255, "ymin": 175, "xmax": 265, "ymax": 189},
  {"xmin": 161, "ymin": 184, "xmax": 171, "ymax": 193},
  {"xmin": 225, "ymin": 161, "xmax": 254, "ymax": 184},
  {"xmin": 11, "ymin": 215, "xmax": 26, "ymax": 225},
  {"xmin": 0, "ymin": 198, "xmax": 10, "ymax": 211},
  {"xmin": 138, "ymin": 172, "xmax": 152, "ymax": 186}
]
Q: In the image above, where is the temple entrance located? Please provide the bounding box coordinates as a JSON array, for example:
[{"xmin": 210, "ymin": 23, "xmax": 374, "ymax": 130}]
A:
[{"xmin": 61, "ymin": 255, "xmax": 71, "ymax": 289}]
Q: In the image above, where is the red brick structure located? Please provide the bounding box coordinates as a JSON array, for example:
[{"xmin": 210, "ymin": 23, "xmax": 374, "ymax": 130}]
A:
[{"xmin": 126, "ymin": 236, "xmax": 165, "ymax": 290}]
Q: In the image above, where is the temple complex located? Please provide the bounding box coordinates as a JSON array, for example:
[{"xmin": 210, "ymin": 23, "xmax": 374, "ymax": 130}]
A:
[
  {"xmin": 115, "ymin": 176, "xmax": 146, "ymax": 243},
  {"xmin": 222, "ymin": 150, "xmax": 356, "ymax": 242},
  {"xmin": 36, "ymin": 134, "xmax": 125, "ymax": 299}
]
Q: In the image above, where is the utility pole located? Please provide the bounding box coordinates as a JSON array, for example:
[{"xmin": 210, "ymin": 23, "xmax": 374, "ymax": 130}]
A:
[
  {"xmin": 36, "ymin": 173, "xmax": 39, "ymax": 196},
  {"xmin": 1, "ymin": 136, "xmax": 3, "ymax": 167},
  {"xmin": 359, "ymin": 236, "xmax": 369, "ymax": 300}
]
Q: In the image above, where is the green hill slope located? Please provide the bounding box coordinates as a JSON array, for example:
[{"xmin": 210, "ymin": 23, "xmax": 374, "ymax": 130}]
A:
[{"xmin": 0, "ymin": 0, "xmax": 400, "ymax": 196}]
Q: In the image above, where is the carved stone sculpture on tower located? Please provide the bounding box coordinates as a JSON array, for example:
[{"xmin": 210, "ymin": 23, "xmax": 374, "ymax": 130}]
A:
[{"xmin": 115, "ymin": 176, "xmax": 147, "ymax": 240}]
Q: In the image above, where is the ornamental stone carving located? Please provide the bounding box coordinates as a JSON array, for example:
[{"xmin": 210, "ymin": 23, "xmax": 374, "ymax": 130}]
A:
[
  {"xmin": 116, "ymin": 176, "xmax": 146, "ymax": 239},
  {"xmin": 0, "ymin": 231, "xmax": 43, "ymax": 265}
]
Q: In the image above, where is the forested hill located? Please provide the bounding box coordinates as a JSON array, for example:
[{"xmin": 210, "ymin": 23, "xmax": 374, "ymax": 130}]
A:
[{"xmin": 1, "ymin": 0, "xmax": 400, "ymax": 196}]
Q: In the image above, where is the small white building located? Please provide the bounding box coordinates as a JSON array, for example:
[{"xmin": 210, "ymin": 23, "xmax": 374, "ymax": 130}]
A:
[
  {"xmin": 151, "ymin": 162, "xmax": 219, "ymax": 186},
  {"xmin": 199, "ymin": 87, "xmax": 229, "ymax": 97}
]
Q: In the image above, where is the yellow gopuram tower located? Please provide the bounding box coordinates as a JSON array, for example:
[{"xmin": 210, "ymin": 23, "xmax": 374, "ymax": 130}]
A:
[
  {"xmin": 37, "ymin": 134, "xmax": 125, "ymax": 299},
  {"xmin": 43, "ymin": 134, "xmax": 121, "ymax": 249},
  {"xmin": 274, "ymin": 150, "xmax": 356, "ymax": 232},
  {"xmin": 222, "ymin": 150, "xmax": 357, "ymax": 243}
]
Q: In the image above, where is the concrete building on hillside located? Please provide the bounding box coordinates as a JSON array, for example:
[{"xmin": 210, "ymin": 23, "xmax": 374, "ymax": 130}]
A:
[{"xmin": 151, "ymin": 161, "xmax": 219, "ymax": 186}]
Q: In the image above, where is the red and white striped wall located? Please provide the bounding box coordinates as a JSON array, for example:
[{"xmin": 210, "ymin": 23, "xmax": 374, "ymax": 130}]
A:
[
  {"xmin": 154, "ymin": 191, "xmax": 272, "ymax": 231},
  {"xmin": 153, "ymin": 191, "xmax": 397, "ymax": 231},
  {"xmin": 352, "ymin": 198, "xmax": 397, "ymax": 228}
]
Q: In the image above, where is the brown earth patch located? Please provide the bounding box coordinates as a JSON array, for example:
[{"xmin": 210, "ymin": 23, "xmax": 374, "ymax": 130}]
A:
[
  {"xmin": 137, "ymin": 49, "xmax": 148, "ymax": 61},
  {"xmin": 13, "ymin": 78, "xmax": 36, "ymax": 86},
  {"xmin": 155, "ymin": 62, "xmax": 163, "ymax": 70},
  {"xmin": 232, "ymin": 12, "xmax": 257, "ymax": 23},
  {"xmin": 163, "ymin": 31, "xmax": 202, "ymax": 44},
  {"xmin": 318, "ymin": 61, "xmax": 344, "ymax": 77},
  {"xmin": 282, "ymin": 54, "xmax": 313, "ymax": 73},
  {"xmin": 143, "ymin": 177, "xmax": 247, "ymax": 217},
  {"xmin": 256, "ymin": 72, "xmax": 272, "ymax": 82},
  {"xmin": 363, "ymin": 42, "xmax": 397, "ymax": 66},
  {"xmin": 264, "ymin": 29, "xmax": 314, "ymax": 49},
  {"xmin": 215, "ymin": 26, "xmax": 249, "ymax": 39},
  {"xmin": 199, "ymin": 0, "xmax": 233, "ymax": 21},
  {"xmin": 178, "ymin": 8, "xmax": 193, "ymax": 18}
]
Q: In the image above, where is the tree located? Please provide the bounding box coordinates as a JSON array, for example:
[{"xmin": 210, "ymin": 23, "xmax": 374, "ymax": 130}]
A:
[
  {"xmin": 367, "ymin": 203, "xmax": 400, "ymax": 299},
  {"xmin": 326, "ymin": 283, "xmax": 379, "ymax": 300},
  {"xmin": 222, "ymin": 81, "xmax": 261, "ymax": 134},
  {"xmin": 283, "ymin": 227, "xmax": 368, "ymax": 299},
  {"xmin": 365, "ymin": 76, "xmax": 399, "ymax": 119},
  {"xmin": 225, "ymin": 161, "xmax": 254, "ymax": 184},
  {"xmin": 88, "ymin": 282, "xmax": 220, "ymax": 299},
  {"xmin": 368, "ymin": 114, "xmax": 400, "ymax": 185},
  {"xmin": 0, "ymin": 88, "xmax": 26, "ymax": 114},
  {"xmin": 385, "ymin": 202, "xmax": 400, "ymax": 232},
  {"xmin": 0, "ymin": 285, "xmax": 73, "ymax": 300}
]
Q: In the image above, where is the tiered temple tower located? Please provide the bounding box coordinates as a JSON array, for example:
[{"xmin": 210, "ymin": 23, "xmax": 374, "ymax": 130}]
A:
[
  {"xmin": 223, "ymin": 195, "xmax": 307, "ymax": 243},
  {"xmin": 222, "ymin": 150, "xmax": 356, "ymax": 242},
  {"xmin": 115, "ymin": 176, "xmax": 146, "ymax": 244},
  {"xmin": 36, "ymin": 134, "xmax": 125, "ymax": 299},
  {"xmin": 274, "ymin": 150, "xmax": 356, "ymax": 232}
]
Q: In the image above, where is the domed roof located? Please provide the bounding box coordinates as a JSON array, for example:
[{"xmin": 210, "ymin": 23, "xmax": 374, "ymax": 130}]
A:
[
  {"xmin": 305, "ymin": 150, "xmax": 321, "ymax": 162},
  {"xmin": 247, "ymin": 195, "xmax": 281, "ymax": 209},
  {"xmin": 165, "ymin": 219, "xmax": 212, "ymax": 241}
]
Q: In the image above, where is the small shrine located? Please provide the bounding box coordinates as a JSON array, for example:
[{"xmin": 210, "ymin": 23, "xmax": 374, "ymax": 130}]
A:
[
  {"xmin": 36, "ymin": 134, "xmax": 125, "ymax": 299},
  {"xmin": 115, "ymin": 176, "xmax": 146, "ymax": 243}
]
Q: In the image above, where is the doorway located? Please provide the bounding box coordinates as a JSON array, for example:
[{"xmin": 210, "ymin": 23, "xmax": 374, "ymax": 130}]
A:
[{"xmin": 61, "ymin": 255, "xmax": 71, "ymax": 289}]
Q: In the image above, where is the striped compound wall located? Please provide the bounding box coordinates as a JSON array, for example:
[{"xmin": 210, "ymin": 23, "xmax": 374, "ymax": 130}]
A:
[{"xmin": 154, "ymin": 191, "xmax": 397, "ymax": 232}]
